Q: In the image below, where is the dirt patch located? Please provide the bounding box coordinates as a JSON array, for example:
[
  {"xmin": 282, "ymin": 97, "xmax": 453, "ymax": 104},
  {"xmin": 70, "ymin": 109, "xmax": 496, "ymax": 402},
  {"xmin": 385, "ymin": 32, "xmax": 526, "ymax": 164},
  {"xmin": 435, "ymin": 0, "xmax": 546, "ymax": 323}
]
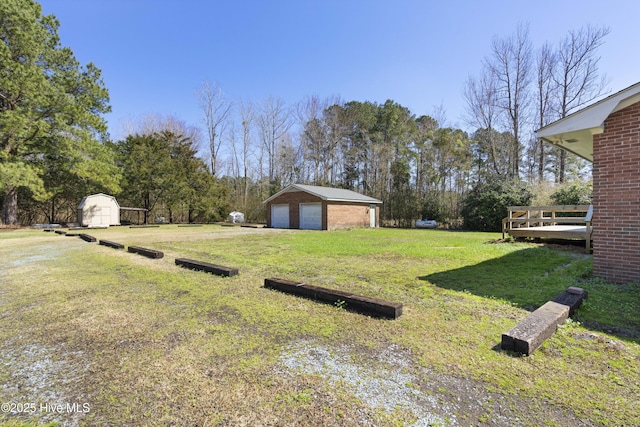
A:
[
  {"xmin": 0, "ymin": 340, "xmax": 91, "ymax": 426},
  {"xmin": 278, "ymin": 340, "xmax": 598, "ymax": 427}
]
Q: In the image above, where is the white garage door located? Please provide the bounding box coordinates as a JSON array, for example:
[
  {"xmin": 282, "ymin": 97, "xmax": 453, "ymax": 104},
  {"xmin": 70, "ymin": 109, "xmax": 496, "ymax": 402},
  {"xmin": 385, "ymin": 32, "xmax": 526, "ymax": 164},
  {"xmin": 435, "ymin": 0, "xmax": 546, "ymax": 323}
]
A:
[
  {"xmin": 300, "ymin": 203, "xmax": 322, "ymax": 230},
  {"xmin": 271, "ymin": 204, "xmax": 290, "ymax": 228}
]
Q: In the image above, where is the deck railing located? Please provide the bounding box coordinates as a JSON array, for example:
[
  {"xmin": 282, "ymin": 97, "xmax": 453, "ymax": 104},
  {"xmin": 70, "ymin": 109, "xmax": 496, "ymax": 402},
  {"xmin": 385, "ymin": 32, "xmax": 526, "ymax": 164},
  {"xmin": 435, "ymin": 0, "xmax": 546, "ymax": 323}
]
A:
[{"xmin": 502, "ymin": 205, "xmax": 593, "ymax": 252}]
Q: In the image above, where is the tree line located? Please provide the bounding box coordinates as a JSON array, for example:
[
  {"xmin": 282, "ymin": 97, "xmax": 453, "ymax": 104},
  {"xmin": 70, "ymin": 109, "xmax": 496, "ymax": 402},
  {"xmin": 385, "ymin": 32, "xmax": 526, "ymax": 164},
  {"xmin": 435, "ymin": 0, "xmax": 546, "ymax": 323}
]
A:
[{"xmin": 1, "ymin": 0, "xmax": 603, "ymax": 229}]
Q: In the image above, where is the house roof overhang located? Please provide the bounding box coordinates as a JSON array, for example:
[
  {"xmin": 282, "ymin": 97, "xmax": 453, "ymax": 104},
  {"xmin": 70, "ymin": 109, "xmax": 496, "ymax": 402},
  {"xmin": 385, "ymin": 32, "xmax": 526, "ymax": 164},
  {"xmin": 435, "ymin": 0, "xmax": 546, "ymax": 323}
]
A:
[{"xmin": 536, "ymin": 82, "xmax": 640, "ymax": 162}]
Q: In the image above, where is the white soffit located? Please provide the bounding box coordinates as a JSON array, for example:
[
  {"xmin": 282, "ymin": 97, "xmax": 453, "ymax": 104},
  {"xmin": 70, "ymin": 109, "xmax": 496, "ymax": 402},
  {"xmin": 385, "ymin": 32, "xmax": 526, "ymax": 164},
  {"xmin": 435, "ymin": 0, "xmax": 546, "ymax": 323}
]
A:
[{"xmin": 536, "ymin": 82, "xmax": 640, "ymax": 162}]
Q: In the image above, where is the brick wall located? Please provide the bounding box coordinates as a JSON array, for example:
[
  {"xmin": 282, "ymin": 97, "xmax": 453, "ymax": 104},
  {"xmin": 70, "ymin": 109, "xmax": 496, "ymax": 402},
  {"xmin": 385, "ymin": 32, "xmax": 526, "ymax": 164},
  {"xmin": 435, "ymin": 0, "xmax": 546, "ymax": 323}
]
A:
[
  {"xmin": 266, "ymin": 190, "xmax": 379, "ymax": 230},
  {"xmin": 592, "ymin": 101, "xmax": 640, "ymax": 284},
  {"xmin": 326, "ymin": 202, "xmax": 378, "ymax": 230}
]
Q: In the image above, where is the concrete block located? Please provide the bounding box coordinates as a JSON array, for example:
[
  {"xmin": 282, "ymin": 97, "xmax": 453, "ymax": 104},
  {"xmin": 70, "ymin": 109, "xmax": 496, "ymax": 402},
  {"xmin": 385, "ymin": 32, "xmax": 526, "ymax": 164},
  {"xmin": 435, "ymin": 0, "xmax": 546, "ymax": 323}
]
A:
[{"xmin": 501, "ymin": 301, "xmax": 569, "ymax": 355}]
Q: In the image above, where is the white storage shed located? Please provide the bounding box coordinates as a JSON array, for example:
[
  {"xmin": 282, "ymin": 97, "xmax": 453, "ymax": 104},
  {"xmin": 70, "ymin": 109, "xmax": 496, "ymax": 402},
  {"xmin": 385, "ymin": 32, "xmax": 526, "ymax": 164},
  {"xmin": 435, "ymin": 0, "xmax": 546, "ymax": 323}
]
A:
[
  {"xmin": 227, "ymin": 211, "xmax": 245, "ymax": 223},
  {"xmin": 77, "ymin": 193, "xmax": 120, "ymax": 227}
]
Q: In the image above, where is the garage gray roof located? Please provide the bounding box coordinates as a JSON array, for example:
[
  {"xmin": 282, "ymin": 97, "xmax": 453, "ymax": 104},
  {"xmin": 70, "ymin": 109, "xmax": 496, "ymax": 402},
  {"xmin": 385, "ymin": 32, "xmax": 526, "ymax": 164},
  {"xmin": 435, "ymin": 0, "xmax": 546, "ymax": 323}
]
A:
[{"xmin": 263, "ymin": 184, "xmax": 383, "ymax": 204}]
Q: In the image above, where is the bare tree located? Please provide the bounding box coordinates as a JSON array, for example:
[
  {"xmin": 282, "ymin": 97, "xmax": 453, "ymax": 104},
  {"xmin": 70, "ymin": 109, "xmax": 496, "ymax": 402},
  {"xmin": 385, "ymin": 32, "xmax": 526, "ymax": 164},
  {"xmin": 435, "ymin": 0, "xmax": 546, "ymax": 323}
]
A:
[
  {"xmin": 322, "ymin": 103, "xmax": 347, "ymax": 186},
  {"xmin": 120, "ymin": 113, "xmax": 202, "ymax": 150},
  {"xmin": 551, "ymin": 25, "xmax": 610, "ymax": 182},
  {"xmin": 198, "ymin": 80, "xmax": 233, "ymax": 176},
  {"xmin": 296, "ymin": 95, "xmax": 324, "ymax": 183},
  {"xmin": 485, "ymin": 23, "xmax": 533, "ymax": 178},
  {"xmin": 463, "ymin": 69, "xmax": 508, "ymax": 177},
  {"xmin": 533, "ymin": 42, "xmax": 556, "ymax": 182},
  {"xmin": 226, "ymin": 121, "xmax": 240, "ymax": 178},
  {"xmin": 238, "ymin": 99, "xmax": 255, "ymax": 209},
  {"xmin": 275, "ymin": 133, "xmax": 303, "ymax": 186},
  {"xmin": 256, "ymin": 97, "xmax": 292, "ymax": 186},
  {"xmin": 296, "ymin": 95, "xmax": 342, "ymax": 184}
]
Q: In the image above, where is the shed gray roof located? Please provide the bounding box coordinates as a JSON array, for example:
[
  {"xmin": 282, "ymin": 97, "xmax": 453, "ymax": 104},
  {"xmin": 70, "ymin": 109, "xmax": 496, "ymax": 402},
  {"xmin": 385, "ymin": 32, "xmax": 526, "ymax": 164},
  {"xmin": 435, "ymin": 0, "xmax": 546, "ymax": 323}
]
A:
[{"xmin": 263, "ymin": 184, "xmax": 383, "ymax": 204}]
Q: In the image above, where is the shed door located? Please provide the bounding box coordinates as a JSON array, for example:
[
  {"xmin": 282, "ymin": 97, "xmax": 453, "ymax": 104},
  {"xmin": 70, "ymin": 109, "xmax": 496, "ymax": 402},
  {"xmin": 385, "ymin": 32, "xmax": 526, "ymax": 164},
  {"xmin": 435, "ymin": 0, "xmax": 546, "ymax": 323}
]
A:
[
  {"xmin": 369, "ymin": 204, "xmax": 376, "ymax": 227},
  {"xmin": 300, "ymin": 203, "xmax": 322, "ymax": 230},
  {"xmin": 271, "ymin": 204, "xmax": 290, "ymax": 228},
  {"xmin": 100, "ymin": 207, "xmax": 111, "ymax": 226}
]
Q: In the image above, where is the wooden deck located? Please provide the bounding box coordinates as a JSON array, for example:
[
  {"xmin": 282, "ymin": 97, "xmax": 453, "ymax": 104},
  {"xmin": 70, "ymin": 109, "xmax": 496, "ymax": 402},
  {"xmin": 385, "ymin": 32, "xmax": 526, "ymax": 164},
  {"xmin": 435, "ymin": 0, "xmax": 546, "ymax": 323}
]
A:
[{"xmin": 502, "ymin": 205, "xmax": 593, "ymax": 252}]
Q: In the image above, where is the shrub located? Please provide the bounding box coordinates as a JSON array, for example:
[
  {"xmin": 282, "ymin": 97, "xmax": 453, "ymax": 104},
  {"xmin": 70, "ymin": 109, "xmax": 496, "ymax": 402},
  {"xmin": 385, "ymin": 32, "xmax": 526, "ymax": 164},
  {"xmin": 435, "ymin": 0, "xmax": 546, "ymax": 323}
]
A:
[
  {"xmin": 550, "ymin": 181, "xmax": 592, "ymax": 205},
  {"xmin": 419, "ymin": 191, "xmax": 445, "ymax": 222},
  {"xmin": 462, "ymin": 178, "xmax": 533, "ymax": 232}
]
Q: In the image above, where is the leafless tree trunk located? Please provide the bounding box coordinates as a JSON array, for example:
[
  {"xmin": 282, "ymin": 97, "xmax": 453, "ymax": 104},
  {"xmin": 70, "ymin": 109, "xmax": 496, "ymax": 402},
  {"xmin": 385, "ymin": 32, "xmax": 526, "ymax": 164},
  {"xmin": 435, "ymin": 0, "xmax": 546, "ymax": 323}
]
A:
[
  {"xmin": 257, "ymin": 97, "xmax": 291, "ymax": 185},
  {"xmin": 296, "ymin": 95, "xmax": 342, "ymax": 184},
  {"xmin": 296, "ymin": 95, "xmax": 324, "ymax": 183},
  {"xmin": 275, "ymin": 134, "xmax": 303, "ymax": 186},
  {"xmin": 239, "ymin": 99, "xmax": 254, "ymax": 210},
  {"xmin": 227, "ymin": 121, "xmax": 240, "ymax": 177},
  {"xmin": 198, "ymin": 80, "xmax": 233, "ymax": 176},
  {"xmin": 119, "ymin": 115, "xmax": 204, "ymax": 176},
  {"xmin": 323, "ymin": 104, "xmax": 346, "ymax": 185},
  {"xmin": 486, "ymin": 23, "xmax": 532, "ymax": 178},
  {"xmin": 534, "ymin": 42, "xmax": 556, "ymax": 182},
  {"xmin": 121, "ymin": 114, "xmax": 202, "ymax": 147},
  {"xmin": 463, "ymin": 69, "xmax": 508, "ymax": 177},
  {"xmin": 552, "ymin": 25, "xmax": 610, "ymax": 183}
]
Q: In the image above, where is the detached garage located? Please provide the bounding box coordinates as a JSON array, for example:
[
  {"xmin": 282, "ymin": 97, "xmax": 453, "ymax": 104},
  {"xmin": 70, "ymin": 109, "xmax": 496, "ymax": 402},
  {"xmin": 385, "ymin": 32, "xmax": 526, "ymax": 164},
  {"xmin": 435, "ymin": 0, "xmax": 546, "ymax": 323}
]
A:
[
  {"xmin": 77, "ymin": 193, "xmax": 120, "ymax": 227},
  {"xmin": 263, "ymin": 184, "xmax": 382, "ymax": 230}
]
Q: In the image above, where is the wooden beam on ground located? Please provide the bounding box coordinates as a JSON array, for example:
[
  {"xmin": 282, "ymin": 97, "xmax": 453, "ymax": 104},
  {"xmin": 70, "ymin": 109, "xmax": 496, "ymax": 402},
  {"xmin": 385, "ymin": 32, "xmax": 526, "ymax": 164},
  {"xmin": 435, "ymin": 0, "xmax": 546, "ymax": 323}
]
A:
[
  {"xmin": 79, "ymin": 233, "xmax": 97, "ymax": 242},
  {"xmin": 127, "ymin": 245, "xmax": 164, "ymax": 259},
  {"xmin": 551, "ymin": 286, "xmax": 587, "ymax": 316},
  {"xmin": 99, "ymin": 239, "xmax": 125, "ymax": 249},
  {"xmin": 65, "ymin": 233, "xmax": 80, "ymax": 237},
  {"xmin": 175, "ymin": 258, "xmax": 238, "ymax": 277},
  {"xmin": 177, "ymin": 224, "xmax": 203, "ymax": 227},
  {"xmin": 130, "ymin": 225, "xmax": 160, "ymax": 228},
  {"xmin": 54, "ymin": 230, "xmax": 66, "ymax": 235},
  {"xmin": 501, "ymin": 287, "xmax": 587, "ymax": 355},
  {"xmin": 264, "ymin": 278, "xmax": 403, "ymax": 319}
]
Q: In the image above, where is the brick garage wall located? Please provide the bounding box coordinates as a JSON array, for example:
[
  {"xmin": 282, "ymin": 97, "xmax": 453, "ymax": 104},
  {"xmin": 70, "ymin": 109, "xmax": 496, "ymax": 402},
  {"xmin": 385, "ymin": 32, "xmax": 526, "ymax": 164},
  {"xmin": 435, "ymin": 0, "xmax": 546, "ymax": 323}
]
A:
[
  {"xmin": 592, "ymin": 101, "xmax": 640, "ymax": 284},
  {"xmin": 266, "ymin": 191, "xmax": 323, "ymax": 229},
  {"xmin": 326, "ymin": 202, "xmax": 378, "ymax": 230}
]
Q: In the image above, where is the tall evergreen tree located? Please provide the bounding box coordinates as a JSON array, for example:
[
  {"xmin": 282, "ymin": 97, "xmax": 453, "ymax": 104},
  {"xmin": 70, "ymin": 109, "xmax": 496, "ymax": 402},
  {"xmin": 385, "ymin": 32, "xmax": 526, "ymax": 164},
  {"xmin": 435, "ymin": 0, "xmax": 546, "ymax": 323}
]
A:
[
  {"xmin": 0, "ymin": 0, "xmax": 117, "ymax": 225},
  {"xmin": 114, "ymin": 134, "xmax": 174, "ymax": 224}
]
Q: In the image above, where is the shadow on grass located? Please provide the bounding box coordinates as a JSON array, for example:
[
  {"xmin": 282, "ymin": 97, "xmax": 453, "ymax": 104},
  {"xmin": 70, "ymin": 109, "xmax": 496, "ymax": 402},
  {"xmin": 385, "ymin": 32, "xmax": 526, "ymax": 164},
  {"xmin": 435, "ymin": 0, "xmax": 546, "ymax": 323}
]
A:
[
  {"xmin": 421, "ymin": 247, "xmax": 577, "ymax": 311},
  {"xmin": 420, "ymin": 245, "xmax": 640, "ymax": 343}
]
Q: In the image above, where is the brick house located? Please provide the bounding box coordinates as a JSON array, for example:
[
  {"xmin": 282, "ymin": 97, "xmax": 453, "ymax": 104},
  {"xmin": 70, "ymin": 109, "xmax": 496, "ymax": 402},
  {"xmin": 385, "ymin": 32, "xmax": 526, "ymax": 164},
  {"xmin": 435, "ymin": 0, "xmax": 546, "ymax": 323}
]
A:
[
  {"xmin": 263, "ymin": 184, "xmax": 382, "ymax": 230},
  {"xmin": 537, "ymin": 82, "xmax": 640, "ymax": 284}
]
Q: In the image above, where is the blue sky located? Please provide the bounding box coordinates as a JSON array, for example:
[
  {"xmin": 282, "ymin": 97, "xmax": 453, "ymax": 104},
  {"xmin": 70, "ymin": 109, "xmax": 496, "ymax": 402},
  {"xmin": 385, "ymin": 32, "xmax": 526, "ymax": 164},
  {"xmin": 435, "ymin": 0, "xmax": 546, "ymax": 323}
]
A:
[{"xmin": 39, "ymin": 0, "xmax": 640, "ymax": 140}]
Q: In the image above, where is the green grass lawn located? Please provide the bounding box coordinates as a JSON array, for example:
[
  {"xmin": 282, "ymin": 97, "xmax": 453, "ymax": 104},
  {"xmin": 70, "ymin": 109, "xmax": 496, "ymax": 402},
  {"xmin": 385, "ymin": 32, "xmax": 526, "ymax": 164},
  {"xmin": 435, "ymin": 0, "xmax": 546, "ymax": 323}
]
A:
[{"xmin": 0, "ymin": 226, "xmax": 638, "ymax": 426}]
